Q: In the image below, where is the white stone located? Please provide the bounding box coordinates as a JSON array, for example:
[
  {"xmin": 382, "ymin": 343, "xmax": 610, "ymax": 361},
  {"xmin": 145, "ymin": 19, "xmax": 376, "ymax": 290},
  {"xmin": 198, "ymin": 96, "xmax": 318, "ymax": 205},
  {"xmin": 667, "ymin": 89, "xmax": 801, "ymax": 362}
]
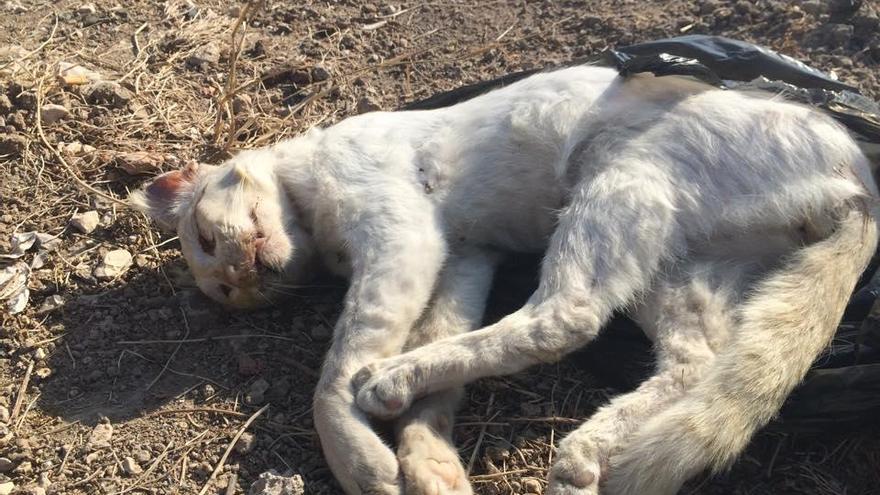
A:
[
  {"xmin": 0, "ymin": 481, "xmax": 14, "ymax": 495},
  {"xmin": 94, "ymin": 249, "xmax": 132, "ymax": 280},
  {"xmin": 40, "ymin": 104, "xmax": 70, "ymax": 124},
  {"xmin": 70, "ymin": 211, "xmax": 100, "ymax": 234},
  {"xmin": 248, "ymin": 471, "xmax": 304, "ymax": 495},
  {"xmin": 122, "ymin": 457, "xmax": 142, "ymax": 475},
  {"xmin": 86, "ymin": 422, "xmax": 113, "ymax": 450}
]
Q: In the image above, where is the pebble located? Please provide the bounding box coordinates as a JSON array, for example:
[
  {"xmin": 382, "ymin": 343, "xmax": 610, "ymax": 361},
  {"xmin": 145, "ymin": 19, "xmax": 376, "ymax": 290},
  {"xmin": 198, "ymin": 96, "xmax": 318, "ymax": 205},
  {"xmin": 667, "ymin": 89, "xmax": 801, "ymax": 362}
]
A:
[
  {"xmin": 111, "ymin": 150, "xmax": 165, "ymax": 175},
  {"xmin": 122, "ymin": 456, "xmax": 143, "ymax": 475},
  {"xmin": 70, "ymin": 210, "xmax": 100, "ymax": 234},
  {"xmin": 234, "ymin": 431, "xmax": 257, "ymax": 454},
  {"xmin": 309, "ymin": 324, "xmax": 331, "ymax": 341},
  {"xmin": 133, "ymin": 449, "xmax": 151, "ymax": 464},
  {"xmin": 523, "ymin": 477, "xmax": 542, "ymax": 493},
  {"xmin": 247, "ymin": 470, "xmax": 304, "ymax": 495},
  {"xmin": 356, "ymin": 97, "xmax": 381, "ymax": 114},
  {"xmin": 134, "ymin": 254, "xmax": 151, "ymax": 268},
  {"xmin": 86, "ymin": 422, "xmax": 113, "ymax": 450},
  {"xmin": 0, "ymin": 482, "xmax": 13, "ymax": 495},
  {"xmin": 76, "ymin": 3, "xmax": 96, "ymax": 15},
  {"xmin": 33, "ymin": 347, "xmax": 47, "ymax": 360},
  {"xmin": 828, "ymin": 23, "xmax": 855, "ymax": 45},
  {"xmin": 0, "ymin": 457, "xmax": 12, "ymax": 472},
  {"xmin": 84, "ymin": 452, "xmax": 100, "ymax": 464},
  {"xmin": 57, "ymin": 61, "xmax": 103, "ymax": 85},
  {"xmin": 187, "ymin": 42, "xmax": 222, "ymax": 68},
  {"xmin": 82, "ymin": 81, "xmax": 133, "ymax": 108},
  {"xmin": 247, "ymin": 378, "xmax": 270, "ymax": 405},
  {"xmin": 3, "ymin": 1, "xmax": 26, "ymax": 13},
  {"xmin": 0, "ymin": 405, "xmax": 9, "ymax": 423},
  {"xmin": 61, "ymin": 141, "xmax": 96, "ymax": 156},
  {"xmin": 801, "ymin": 0, "xmax": 824, "ymax": 15},
  {"xmin": 94, "ymin": 249, "xmax": 132, "ymax": 280},
  {"xmin": 311, "ymin": 64, "xmax": 331, "ymax": 82},
  {"xmin": 14, "ymin": 460, "xmax": 32, "ymax": 474},
  {"xmin": 40, "ymin": 104, "xmax": 70, "ymax": 124},
  {"xmin": 35, "ymin": 367, "xmax": 52, "ymax": 379},
  {"xmin": 0, "ymin": 133, "xmax": 27, "ymax": 156}
]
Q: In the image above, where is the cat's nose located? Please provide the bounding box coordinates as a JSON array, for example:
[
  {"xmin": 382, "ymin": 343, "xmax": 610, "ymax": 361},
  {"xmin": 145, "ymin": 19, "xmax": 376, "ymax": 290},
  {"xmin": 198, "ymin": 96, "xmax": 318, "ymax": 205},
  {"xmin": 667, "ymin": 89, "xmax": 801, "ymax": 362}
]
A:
[{"xmin": 224, "ymin": 264, "xmax": 258, "ymax": 288}]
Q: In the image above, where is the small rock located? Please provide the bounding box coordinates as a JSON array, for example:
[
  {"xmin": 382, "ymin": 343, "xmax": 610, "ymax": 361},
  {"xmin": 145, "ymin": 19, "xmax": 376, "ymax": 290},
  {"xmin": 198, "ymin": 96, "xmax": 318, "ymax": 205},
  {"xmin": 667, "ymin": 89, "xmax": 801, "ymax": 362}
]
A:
[
  {"xmin": 57, "ymin": 61, "xmax": 103, "ymax": 85},
  {"xmin": 84, "ymin": 451, "xmax": 100, "ymax": 464},
  {"xmin": 86, "ymin": 422, "xmax": 113, "ymax": 450},
  {"xmin": 33, "ymin": 347, "xmax": 47, "ymax": 360},
  {"xmin": 290, "ymin": 69, "xmax": 311, "ymax": 86},
  {"xmin": 0, "ymin": 94, "xmax": 12, "ymax": 113},
  {"xmin": 247, "ymin": 378, "xmax": 270, "ymax": 405},
  {"xmin": 109, "ymin": 151, "xmax": 165, "ymax": 175},
  {"xmin": 40, "ymin": 295, "xmax": 64, "ymax": 312},
  {"xmin": 0, "ymin": 405, "xmax": 9, "ymax": 423},
  {"xmin": 40, "ymin": 104, "xmax": 70, "ymax": 124},
  {"xmin": 134, "ymin": 254, "xmax": 151, "ymax": 268},
  {"xmin": 0, "ymin": 457, "xmax": 12, "ymax": 472},
  {"xmin": 122, "ymin": 456, "xmax": 143, "ymax": 475},
  {"xmin": 247, "ymin": 470, "xmax": 305, "ymax": 495},
  {"xmin": 133, "ymin": 449, "xmax": 151, "ymax": 463},
  {"xmin": 187, "ymin": 42, "xmax": 222, "ymax": 68},
  {"xmin": 309, "ymin": 324, "xmax": 331, "ymax": 341},
  {"xmin": 76, "ymin": 3, "xmax": 96, "ymax": 15},
  {"xmin": 522, "ymin": 478, "xmax": 542, "ymax": 494},
  {"xmin": 829, "ymin": 0, "xmax": 862, "ymax": 18},
  {"xmin": 0, "ymin": 133, "xmax": 27, "ymax": 156},
  {"xmin": 828, "ymin": 23, "xmax": 855, "ymax": 45},
  {"xmin": 0, "ymin": 481, "xmax": 13, "ymax": 495},
  {"xmin": 34, "ymin": 367, "xmax": 52, "ymax": 379},
  {"xmin": 801, "ymin": 0, "xmax": 824, "ymax": 15},
  {"xmin": 356, "ymin": 97, "xmax": 381, "ymax": 114},
  {"xmin": 234, "ymin": 432, "xmax": 257, "ymax": 454},
  {"xmin": 14, "ymin": 460, "xmax": 32, "ymax": 474},
  {"xmin": 61, "ymin": 141, "xmax": 96, "ymax": 156},
  {"xmin": 82, "ymin": 81, "xmax": 133, "ymax": 108},
  {"xmin": 94, "ymin": 249, "xmax": 132, "ymax": 280},
  {"xmin": 311, "ymin": 64, "xmax": 330, "ymax": 82},
  {"xmin": 232, "ymin": 94, "xmax": 251, "ymax": 114},
  {"xmin": 70, "ymin": 210, "xmax": 100, "ymax": 233}
]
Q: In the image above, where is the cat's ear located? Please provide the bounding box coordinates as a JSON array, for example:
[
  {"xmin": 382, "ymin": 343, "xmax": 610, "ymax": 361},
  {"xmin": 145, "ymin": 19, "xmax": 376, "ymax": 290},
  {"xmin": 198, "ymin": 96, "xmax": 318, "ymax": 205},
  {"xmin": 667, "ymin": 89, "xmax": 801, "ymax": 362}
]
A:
[{"xmin": 129, "ymin": 160, "xmax": 206, "ymax": 231}]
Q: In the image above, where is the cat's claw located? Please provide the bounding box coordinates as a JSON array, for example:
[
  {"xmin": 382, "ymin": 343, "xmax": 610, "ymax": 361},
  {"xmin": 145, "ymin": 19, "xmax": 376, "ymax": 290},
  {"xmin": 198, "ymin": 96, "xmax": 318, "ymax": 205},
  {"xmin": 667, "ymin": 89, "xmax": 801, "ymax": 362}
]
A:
[{"xmin": 354, "ymin": 360, "xmax": 418, "ymax": 419}]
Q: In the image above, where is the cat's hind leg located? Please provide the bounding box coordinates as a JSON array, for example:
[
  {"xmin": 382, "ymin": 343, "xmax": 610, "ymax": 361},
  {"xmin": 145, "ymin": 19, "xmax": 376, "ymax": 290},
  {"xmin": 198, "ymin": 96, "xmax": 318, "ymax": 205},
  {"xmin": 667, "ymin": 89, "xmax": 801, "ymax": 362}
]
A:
[
  {"xmin": 393, "ymin": 248, "xmax": 499, "ymax": 495},
  {"xmin": 547, "ymin": 260, "xmax": 742, "ymax": 495}
]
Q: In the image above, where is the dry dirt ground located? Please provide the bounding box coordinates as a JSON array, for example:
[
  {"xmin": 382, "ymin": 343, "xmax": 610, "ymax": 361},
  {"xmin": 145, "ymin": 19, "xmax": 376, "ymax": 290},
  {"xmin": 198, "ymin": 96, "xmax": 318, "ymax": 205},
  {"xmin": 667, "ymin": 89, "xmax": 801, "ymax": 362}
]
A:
[{"xmin": 1, "ymin": 0, "xmax": 880, "ymax": 494}]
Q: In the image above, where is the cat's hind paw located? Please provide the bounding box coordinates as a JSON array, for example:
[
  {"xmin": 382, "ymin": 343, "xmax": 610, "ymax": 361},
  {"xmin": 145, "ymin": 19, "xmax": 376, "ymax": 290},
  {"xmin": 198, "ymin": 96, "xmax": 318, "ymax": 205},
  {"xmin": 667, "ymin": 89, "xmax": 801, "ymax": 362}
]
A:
[{"xmin": 398, "ymin": 422, "xmax": 472, "ymax": 495}]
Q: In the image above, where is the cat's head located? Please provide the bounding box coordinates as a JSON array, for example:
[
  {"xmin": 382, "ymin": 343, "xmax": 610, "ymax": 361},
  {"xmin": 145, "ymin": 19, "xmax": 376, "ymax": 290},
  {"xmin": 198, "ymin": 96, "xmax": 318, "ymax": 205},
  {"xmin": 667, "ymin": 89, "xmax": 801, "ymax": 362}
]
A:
[{"xmin": 129, "ymin": 151, "xmax": 316, "ymax": 308}]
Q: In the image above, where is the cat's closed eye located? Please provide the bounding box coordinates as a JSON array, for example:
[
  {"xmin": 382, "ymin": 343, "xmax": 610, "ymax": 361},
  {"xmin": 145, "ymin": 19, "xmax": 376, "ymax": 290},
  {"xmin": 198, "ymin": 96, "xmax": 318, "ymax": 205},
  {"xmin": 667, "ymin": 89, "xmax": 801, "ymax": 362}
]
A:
[{"xmin": 197, "ymin": 228, "xmax": 215, "ymax": 255}]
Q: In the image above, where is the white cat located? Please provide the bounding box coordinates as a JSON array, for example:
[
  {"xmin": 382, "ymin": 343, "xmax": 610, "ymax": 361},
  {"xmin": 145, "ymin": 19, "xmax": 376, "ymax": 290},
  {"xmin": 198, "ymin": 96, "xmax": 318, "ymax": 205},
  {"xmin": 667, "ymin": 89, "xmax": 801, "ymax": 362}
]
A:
[{"xmin": 130, "ymin": 65, "xmax": 878, "ymax": 495}]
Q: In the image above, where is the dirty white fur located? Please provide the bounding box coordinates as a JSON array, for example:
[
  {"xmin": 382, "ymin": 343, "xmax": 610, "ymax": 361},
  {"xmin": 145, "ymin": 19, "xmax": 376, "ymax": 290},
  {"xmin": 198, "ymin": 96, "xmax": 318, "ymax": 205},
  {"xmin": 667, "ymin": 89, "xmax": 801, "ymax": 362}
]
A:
[{"xmin": 131, "ymin": 66, "xmax": 878, "ymax": 494}]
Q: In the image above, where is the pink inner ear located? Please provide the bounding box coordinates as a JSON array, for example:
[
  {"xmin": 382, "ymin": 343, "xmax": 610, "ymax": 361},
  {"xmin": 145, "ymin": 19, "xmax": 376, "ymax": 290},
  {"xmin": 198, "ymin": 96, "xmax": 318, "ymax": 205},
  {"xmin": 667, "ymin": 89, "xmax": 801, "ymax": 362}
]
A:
[{"xmin": 146, "ymin": 170, "xmax": 189, "ymax": 202}]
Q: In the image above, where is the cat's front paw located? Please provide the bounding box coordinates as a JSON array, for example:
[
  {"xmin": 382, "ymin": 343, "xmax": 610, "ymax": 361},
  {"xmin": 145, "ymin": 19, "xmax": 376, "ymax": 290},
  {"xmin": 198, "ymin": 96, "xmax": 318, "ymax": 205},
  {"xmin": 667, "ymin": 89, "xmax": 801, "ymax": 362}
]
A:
[
  {"xmin": 353, "ymin": 360, "xmax": 419, "ymax": 419},
  {"xmin": 545, "ymin": 440, "xmax": 603, "ymax": 495}
]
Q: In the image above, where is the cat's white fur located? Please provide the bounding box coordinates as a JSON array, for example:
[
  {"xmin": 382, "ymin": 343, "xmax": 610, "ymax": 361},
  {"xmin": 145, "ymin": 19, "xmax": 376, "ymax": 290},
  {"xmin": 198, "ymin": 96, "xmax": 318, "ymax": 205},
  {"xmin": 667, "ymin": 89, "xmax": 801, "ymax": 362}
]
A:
[{"xmin": 130, "ymin": 66, "xmax": 878, "ymax": 495}]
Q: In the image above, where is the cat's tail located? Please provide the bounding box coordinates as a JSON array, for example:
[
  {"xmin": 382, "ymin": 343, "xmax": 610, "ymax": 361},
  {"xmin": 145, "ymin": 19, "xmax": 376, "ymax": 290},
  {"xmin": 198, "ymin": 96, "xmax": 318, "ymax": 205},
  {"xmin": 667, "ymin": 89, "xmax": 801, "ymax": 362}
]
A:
[{"xmin": 605, "ymin": 202, "xmax": 877, "ymax": 495}]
